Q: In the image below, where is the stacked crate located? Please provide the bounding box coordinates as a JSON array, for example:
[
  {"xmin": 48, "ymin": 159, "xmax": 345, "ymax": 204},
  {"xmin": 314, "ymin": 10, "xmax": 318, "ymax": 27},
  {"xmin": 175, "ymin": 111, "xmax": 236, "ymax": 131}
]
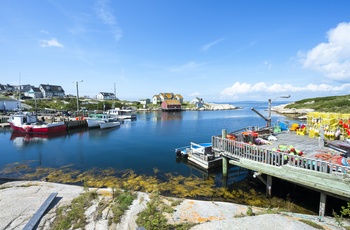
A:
[{"xmin": 306, "ymin": 112, "xmax": 350, "ymax": 140}]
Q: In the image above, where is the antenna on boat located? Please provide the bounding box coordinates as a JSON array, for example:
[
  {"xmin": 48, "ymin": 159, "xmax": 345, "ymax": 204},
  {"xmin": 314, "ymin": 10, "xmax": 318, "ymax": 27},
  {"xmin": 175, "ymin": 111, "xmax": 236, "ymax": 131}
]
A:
[{"xmin": 18, "ymin": 72, "xmax": 22, "ymax": 112}]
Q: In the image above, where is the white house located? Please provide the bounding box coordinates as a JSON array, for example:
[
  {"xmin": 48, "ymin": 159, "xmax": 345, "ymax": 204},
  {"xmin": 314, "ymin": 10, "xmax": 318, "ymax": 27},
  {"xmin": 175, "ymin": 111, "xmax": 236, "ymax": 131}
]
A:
[
  {"xmin": 190, "ymin": 97, "xmax": 205, "ymax": 108},
  {"xmin": 24, "ymin": 86, "xmax": 43, "ymax": 99},
  {"xmin": 152, "ymin": 95, "xmax": 161, "ymax": 104},
  {"xmin": 97, "ymin": 92, "xmax": 116, "ymax": 100},
  {"xmin": 39, "ymin": 84, "xmax": 65, "ymax": 98},
  {"xmin": 139, "ymin": 98, "xmax": 151, "ymax": 108},
  {"xmin": 152, "ymin": 93, "xmax": 184, "ymax": 105},
  {"xmin": 0, "ymin": 99, "xmax": 20, "ymax": 111}
]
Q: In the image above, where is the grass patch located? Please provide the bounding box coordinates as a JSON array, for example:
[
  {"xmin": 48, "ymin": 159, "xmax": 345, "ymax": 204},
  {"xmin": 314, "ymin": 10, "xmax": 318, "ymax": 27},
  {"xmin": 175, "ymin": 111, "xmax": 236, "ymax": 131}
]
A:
[
  {"xmin": 51, "ymin": 190, "xmax": 97, "ymax": 230},
  {"xmin": 16, "ymin": 182, "xmax": 39, "ymax": 188},
  {"xmin": 109, "ymin": 190, "xmax": 137, "ymax": 224},
  {"xmin": 285, "ymin": 94, "xmax": 350, "ymax": 113},
  {"xmin": 298, "ymin": 219, "xmax": 325, "ymax": 229},
  {"xmin": 136, "ymin": 192, "xmax": 196, "ymax": 230}
]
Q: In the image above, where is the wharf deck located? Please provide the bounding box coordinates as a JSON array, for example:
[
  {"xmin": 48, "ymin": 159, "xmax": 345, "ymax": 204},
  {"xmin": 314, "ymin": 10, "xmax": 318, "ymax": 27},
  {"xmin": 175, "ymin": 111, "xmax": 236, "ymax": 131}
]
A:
[
  {"xmin": 212, "ymin": 130, "xmax": 350, "ymax": 200},
  {"xmin": 263, "ymin": 131, "xmax": 329, "ymax": 157},
  {"xmin": 0, "ymin": 123, "xmax": 10, "ymax": 128}
]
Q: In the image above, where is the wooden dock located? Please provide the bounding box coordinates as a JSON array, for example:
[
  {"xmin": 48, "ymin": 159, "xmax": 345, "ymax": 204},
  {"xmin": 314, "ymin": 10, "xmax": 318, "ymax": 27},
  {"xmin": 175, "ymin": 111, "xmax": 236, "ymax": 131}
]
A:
[
  {"xmin": 0, "ymin": 123, "xmax": 10, "ymax": 128},
  {"xmin": 212, "ymin": 128, "xmax": 350, "ymax": 220}
]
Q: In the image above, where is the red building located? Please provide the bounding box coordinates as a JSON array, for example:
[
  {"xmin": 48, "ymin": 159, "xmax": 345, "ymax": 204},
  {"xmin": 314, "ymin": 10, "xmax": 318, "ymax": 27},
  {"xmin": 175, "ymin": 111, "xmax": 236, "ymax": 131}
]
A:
[{"xmin": 161, "ymin": 100, "xmax": 182, "ymax": 111}]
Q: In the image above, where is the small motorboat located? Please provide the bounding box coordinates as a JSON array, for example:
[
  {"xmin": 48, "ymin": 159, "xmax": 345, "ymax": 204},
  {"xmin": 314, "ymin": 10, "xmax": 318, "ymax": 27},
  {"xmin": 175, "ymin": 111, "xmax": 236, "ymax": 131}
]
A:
[
  {"xmin": 106, "ymin": 108, "xmax": 137, "ymax": 120},
  {"xmin": 99, "ymin": 118, "xmax": 121, "ymax": 130},
  {"xmin": 86, "ymin": 113, "xmax": 110, "ymax": 128},
  {"xmin": 175, "ymin": 142, "xmax": 222, "ymax": 169}
]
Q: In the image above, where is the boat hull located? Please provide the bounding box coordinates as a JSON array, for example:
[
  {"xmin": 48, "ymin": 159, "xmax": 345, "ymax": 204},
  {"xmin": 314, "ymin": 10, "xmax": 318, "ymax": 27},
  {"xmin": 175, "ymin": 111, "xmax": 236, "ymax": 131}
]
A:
[
  {"xmin": 86, "ymin": 114, "xmax": 110, "ymax": 128},
  {"xmin": 175, "ymin": 142, "xmax": 222, "ymax": 169},
  {"xmin": 9, "ymin": 122, "xmax": 67, "ymax": 133},
  {"xmin": 106, "ymin": 108, "xmax": 137, "ymax": 120},
  {"xmin": 99, "ymin": 122, "xmax": 121, "ymax": 129},
  {"xmin": 188, "ymin": 154, "xmax": 222, "ymax": 169},
  {"xmin": 8, "ymin": 113, "xmax": 67, "ymax": 134},
  {"xmin": 86, "ymin": 119, "xmax": 105, "ymax": 128}
]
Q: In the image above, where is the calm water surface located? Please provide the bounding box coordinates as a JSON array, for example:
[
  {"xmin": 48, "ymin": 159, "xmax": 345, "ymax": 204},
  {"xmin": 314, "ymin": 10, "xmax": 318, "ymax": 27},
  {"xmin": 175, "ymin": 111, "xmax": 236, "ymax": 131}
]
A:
[{"xmin": 0, "ymin": 101, "xmax": 296, "ymax": 180}]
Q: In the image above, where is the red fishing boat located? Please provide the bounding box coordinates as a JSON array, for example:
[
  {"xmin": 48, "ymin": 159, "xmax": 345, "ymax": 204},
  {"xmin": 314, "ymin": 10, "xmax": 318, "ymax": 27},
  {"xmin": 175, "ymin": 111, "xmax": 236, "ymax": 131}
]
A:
[{"xmin": 8, "ymin": 112, "xmax": 66, "ymax": 133}]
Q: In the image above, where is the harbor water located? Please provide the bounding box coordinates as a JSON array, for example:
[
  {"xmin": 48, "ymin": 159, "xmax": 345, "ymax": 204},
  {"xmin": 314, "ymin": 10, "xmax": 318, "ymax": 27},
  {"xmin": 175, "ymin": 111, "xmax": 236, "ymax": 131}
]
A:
[{"xmin": 0, "ymin": 101, "xmax": 296, "ymax": 182}]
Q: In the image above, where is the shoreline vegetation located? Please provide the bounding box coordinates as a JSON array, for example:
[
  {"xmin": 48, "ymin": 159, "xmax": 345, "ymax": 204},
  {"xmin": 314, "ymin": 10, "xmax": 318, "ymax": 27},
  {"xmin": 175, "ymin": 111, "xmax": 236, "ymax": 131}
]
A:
[
  {"xmin": 2, "ymin": 94, "xmax": 350, "ymax": 114},
  {"xmin": 270, "ymin": 94, "xmax": 350, "ymax": 120},
  {"xmin": 136, "ymin": 102, "xmax": 239, "ymax": 111}
]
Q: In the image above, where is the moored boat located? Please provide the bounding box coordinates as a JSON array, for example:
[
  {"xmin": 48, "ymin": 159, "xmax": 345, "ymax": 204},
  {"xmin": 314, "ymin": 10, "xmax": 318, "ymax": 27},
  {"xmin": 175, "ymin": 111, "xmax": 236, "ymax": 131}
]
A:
[
  {"xmin": 8, "ymin": 112, "xmax": 66, "ymax": 133},
  {"xmin": 175, "ymin": 142, "xmax": 222, "ymax": 169},
  {"xmin": 99, "ymin": 118, "xmax": 121, "ymax": 129},
  {"xmin": 106, "ymin": 108, "xmax": 137, "ymax": 120},
  {"xmin": 86, "ymin": 113, "xmax": 110, "ymax": 128}
]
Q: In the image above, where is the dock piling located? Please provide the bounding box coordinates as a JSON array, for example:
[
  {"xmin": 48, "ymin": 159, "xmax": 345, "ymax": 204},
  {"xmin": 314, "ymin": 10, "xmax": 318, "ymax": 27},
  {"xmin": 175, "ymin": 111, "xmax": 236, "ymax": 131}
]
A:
[
  {"xmin": 222, "ymin": 129, "xmax": 228, "ymax": 177},
  {"xmin": 318, "ymin": 192, "xmax": 327, "ymax": 221},
  {"xmin": 266, "ymin": 175, "xmax": 272, "ymax": 198}
]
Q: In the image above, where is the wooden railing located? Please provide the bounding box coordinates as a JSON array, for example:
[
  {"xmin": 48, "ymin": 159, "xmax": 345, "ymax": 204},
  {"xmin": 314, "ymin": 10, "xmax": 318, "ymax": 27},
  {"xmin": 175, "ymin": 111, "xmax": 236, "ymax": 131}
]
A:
[
  {"xmin": 212, "ymin": 136, "xmax": 350, "ymax": 175},
  {"xmin": 0, "ymin": 116, "xmax": 10, "ymax": 123}
]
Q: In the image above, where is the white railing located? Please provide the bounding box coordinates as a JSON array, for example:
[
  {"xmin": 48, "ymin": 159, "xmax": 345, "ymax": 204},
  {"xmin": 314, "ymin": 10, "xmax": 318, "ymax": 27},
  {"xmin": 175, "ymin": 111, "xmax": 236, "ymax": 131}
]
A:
[{"xmin": 212, "ymin": 136, "xmax": 350, "ymax": 174}]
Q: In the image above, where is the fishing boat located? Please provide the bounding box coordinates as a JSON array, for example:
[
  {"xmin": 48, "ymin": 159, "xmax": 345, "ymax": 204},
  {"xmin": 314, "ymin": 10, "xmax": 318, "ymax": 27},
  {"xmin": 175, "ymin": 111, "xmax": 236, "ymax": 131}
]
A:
[
  {"xmin": 175, "ymin": 142, "xmax": 222, "ymax": 169},
  {"xmin": 8, "ymin": 112, "xmax": 66, "ymax": 133},
  {"xmin": 99, "ymin": 118, "xmax": 121, "ymax": 129},
  {"xmin": 106, "ymin": 108, "xmax": 137, "ymax": 120},
  {"xmin": 86, "ymin": 113, "xmax": 110, "ymax": 128}
]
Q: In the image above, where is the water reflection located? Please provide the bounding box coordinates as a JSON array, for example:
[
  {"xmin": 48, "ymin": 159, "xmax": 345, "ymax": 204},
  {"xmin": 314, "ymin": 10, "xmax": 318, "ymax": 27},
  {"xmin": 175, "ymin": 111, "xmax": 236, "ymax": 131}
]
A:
[
  {"xmin": 87, "ymin": 126, "xmax": 120, "ymax": 138},
  {"xmin": 175, "ymin": 155, "xmax": 249, "ymax": 186},
  {"xmin": 10, "ymin": 131, "xmax": 67, "ymax": 148},
  {"xmin": 160, "ymin": 111, "xmax": 183, "ymax": 121}
]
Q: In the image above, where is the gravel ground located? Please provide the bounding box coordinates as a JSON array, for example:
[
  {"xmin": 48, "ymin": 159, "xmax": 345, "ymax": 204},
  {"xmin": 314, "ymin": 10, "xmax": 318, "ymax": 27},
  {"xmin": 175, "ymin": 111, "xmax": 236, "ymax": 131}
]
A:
[{"xmin": 0, "ymin": 181, "xmax": 348, "ymax": 230}]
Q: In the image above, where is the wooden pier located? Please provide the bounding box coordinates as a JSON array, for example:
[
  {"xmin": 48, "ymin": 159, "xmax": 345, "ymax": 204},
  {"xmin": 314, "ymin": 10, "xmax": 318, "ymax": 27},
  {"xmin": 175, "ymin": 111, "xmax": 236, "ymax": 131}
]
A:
[
  {"xmin": 65, "ymin": 119, "xmax": 87, "ymax": 130},
  {"xmin": 212, "ymin": 128, "xmax": 350, "ymax": 220}
]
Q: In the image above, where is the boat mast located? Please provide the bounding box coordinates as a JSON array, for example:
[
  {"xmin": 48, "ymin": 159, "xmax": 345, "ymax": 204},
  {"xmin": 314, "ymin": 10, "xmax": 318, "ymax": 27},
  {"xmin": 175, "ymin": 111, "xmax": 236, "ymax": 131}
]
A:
[{"xmin": 18, "ymin": 72, "xmax": 21, "ymax": 112}]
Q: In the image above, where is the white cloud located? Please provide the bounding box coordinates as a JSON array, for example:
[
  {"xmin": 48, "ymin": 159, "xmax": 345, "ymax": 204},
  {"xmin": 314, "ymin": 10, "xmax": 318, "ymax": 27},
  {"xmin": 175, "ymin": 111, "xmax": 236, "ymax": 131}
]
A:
[
  {"xmin": 95, "ymin": 0, "xmax": 116, "ymax": 25},
  {"xmin": 300, "ymin": 22, "xmax": 350, "ymax": 81},
  {"xmin": 39, "ymin": 38, "xmax": 64, "ymax": 48},
  {"xmin": 201, "ymin": 38, "xmax": 225, "ymax": 52},
  {"xmin": 40, "ymin": 30, "xmax": 50, "ymax": 35},
  {"xmin": 95, "ymin": 0, "xmax": 123, "ymax": 42},
  {"xmin": 170, "ymin": 61, "xmax": 205, "ymax": 72},
  {"xmin": 263, "ymin": 61, "xmax": 272, "ymax": 70},
  {"xmin": 220, "ymin": 82, "xmax": 350, "ymax": 98}
]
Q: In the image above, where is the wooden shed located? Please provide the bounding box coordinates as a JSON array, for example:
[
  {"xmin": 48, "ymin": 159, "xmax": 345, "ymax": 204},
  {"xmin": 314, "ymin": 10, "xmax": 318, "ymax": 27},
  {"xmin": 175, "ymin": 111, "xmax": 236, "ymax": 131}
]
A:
[{"xmin": 161, "ymin": 100, "xmax": 182, "ymax": 111}]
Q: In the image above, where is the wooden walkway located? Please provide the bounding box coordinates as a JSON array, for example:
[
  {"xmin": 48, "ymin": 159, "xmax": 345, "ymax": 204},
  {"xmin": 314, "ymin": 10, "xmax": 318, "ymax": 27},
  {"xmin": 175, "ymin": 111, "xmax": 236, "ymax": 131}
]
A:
[{"xmin": 212, "ymin": 130, "xmax": 350, "ymax": 219}]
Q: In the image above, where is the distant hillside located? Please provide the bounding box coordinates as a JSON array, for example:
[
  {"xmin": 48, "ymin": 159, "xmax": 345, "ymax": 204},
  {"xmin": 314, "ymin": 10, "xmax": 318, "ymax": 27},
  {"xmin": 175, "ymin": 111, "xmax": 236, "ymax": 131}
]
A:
[{"xmin": 285, "ymin": 94, "xmax": 350, "ymax": 113}]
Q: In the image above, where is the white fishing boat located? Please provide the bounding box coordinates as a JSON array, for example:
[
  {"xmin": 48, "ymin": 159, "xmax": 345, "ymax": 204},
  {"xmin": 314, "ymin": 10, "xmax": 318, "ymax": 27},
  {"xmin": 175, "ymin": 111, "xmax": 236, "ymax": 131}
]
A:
[
  {"xmin": 86, "ymin": 113, "xmax": 110, "ymax": 128},
  {"xmin": 175, "ymin": 142, "xmax": 222, "ymax": 169},
  {"xmin": 106, "ymin": 108, "xmax": 137, "ymax": 120},
  {"xmin": 99, "ymin": 118, "xmax": 121, "ymax": 130}
]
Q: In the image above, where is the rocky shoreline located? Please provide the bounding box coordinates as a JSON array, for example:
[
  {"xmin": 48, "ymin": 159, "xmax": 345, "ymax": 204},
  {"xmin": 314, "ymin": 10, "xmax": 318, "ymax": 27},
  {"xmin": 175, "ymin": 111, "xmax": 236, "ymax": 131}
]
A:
[
  {"xmin": 137, "ymin": 102, "xmax": 238, "ymax": 111},
  {"xmin": 271, "ymin": 103, "xmax": 314, "ymax": 120},
  {"xmin": 0, "ymin": 180, "xmax": 346, "ymax": 230}
]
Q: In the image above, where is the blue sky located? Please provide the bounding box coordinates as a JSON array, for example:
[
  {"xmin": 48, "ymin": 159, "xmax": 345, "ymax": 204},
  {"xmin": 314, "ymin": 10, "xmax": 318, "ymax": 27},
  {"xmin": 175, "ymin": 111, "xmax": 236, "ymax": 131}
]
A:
[{"xmin": 1, "ymin": 0, "xmax": 350, "ymax": 102}]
